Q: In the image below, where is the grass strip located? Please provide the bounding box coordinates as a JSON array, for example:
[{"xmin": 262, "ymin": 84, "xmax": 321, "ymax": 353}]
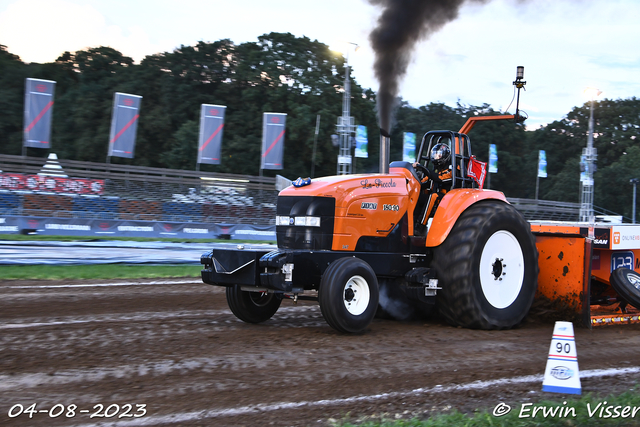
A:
[
  {"xmin": 335, "ymin": 388, "xmax": 640, "ymax": 427},
  {"xmin": 0, "ymin": 264, "xmax": 201, "ymax": 280}
]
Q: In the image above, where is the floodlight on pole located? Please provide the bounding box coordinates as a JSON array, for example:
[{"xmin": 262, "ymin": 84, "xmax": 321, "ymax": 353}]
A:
[{"xmin": 512, "ymin": 66, "xmax": 526, "ymax": 123}]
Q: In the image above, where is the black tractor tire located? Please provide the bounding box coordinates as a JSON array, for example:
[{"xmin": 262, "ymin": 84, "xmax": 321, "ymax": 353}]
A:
[
  {"xmin": 319, "ymin": 257, "xmax": 379, "ymax": 333},
  {"xmin": 610, "ymin": 268, "xmax": 640, "ymax": 310},
  {"xmin": 433, "ymin": 200, "xmax": 538, "ymax": 329},
  {"xmin": 226, "ymin": 285, "xmax": 282, "ymax": 324}
]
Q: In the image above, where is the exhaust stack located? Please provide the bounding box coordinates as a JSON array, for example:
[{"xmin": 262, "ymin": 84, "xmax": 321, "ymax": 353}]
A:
[{"xmin": 380, "ymin": 128, "xmax": 390, "ymax": 174}]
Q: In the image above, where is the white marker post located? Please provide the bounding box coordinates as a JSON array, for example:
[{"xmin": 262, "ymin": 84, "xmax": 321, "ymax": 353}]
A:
[{"xmin": 542, "ymin": 321, "xmax": 581, "ymax": 394}]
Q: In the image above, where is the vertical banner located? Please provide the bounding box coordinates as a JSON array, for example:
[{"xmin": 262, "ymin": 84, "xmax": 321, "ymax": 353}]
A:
[
  {"xmin": 538, "ymin": 150, "xmax": 547, "ymax": 178},
  {"xmin": 580, "ymin": 154, "xmax": 593, "ymax": 185},
  {"xmin": 261, "ymin": 112, "xmax": 286, "ymax": 170},
  {"xmin": 197, "ymin": 104, "xmax": 226, "ymax": 165},
  {"xmin": 355, "ymin": 125, "xmax": 368, "ymax": 158},
  {"xmin": 488, "ymin": 144, "xmax": 498, "ymax": 173},
  {"xmin": 108, "ymin": 92, "xmax": 142, "ymax": 159},
  {"xmin": 24, "ymin": 78, "xmax": 56, "ymax": 149},
  {"xmin": 403, "ymin": 132, "xmax": 416, "ymax": 162}
]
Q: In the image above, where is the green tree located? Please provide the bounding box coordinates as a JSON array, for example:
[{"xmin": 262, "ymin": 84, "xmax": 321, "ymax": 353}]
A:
[
  {"xmin": 595, "ymin": 146, "xmax": 640, "ymax": 220},
  {"xmin": 0, "ymin": 45, "xmax": 26, "ymax": 155},
  {"xmin": 51, "ymin": 47, "xmax": 136, "ymax": 163},
  {"xmin": 529, "ymin": 98, "xmax": 640, "ymax": 216}
]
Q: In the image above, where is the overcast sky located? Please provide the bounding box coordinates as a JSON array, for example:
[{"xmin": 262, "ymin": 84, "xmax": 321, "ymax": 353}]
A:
[{"xmin": 1, "ymin": 0, "xmax": 639, "ymax": 130}]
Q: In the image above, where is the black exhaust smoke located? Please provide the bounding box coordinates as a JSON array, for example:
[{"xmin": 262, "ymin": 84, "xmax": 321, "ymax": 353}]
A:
[{"xmin": 368, "ymin": 0, "xmax": 487, "ymax": 132}]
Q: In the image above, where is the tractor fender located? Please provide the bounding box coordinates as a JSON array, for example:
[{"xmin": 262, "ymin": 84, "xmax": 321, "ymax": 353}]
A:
[{"xmin": 425, "ymin": 188, "xmax": 507, "ymax": 247}]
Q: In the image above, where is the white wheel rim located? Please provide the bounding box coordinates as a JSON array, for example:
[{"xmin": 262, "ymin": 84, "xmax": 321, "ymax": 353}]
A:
[
  {"xmin": 343, "ymin": 275, "xmax": 370, "ymax": 316},
  {"xmin": 627, "ymin": 272, "xmax": 640, "ymax": 290},
  {"xmin": 479, "ymin": 230, "xmax": 525, "ymax": 309}
]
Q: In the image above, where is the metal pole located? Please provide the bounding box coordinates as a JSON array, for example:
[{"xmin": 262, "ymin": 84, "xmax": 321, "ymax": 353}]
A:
[
  {"xmin": 336, "ymin": 43, "xmax": 357, "ymax": 175},
  {"xmin": 353, "ymin": 134, "xmax": 356, "ymax": 174},
  {"xmin": 632, "ymin": 179, "xmax": 638, "ymax": 224},
  {"xmin": 487, "ymin": 145, "xmax": 491, "ymax": 190},
  {"xmin": 633, "ymin": 182, "xmax": 637, "ymax": 224},
  {"xmin": 580, "ymin": 97, "xmax": 597, "ymax": 222},
  {"xmin": 340, "ymin": 52, "xmax": 352, "ymax": 175},
  {"xmin": 535, "ymin": 150, "xmax": 540, "ymax": 199},
  {"xmin": 311, "ymin": 114, "xmax": 320, "ymax": 178}
]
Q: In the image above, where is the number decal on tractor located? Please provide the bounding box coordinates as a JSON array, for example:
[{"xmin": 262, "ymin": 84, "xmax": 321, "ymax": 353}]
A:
[
  {"xmin": 611, "ymin": 251, "xmax": 634, "ymax": 272},
  {"xmin": 383, "ymin": 204, "xmax": 399, "ymax": 211}
]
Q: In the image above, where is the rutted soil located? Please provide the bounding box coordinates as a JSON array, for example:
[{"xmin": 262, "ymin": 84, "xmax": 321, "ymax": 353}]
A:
[{"xmin": 1, "ymin": 278, "xmax": 639, "ymax": 426}]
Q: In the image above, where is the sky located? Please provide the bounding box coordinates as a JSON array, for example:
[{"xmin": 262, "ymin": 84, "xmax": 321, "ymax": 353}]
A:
[{"xmin": 1, "ymin": 0, "xmax": 639, "ymax": 130}]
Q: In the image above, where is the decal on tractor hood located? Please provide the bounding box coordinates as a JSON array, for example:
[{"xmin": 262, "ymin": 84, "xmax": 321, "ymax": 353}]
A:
[
  {"xmin": 360, "ymin": 178, "xmax": 397, "ymax": 190},
  {"xmin": 361, "ymin": 202, "xmax": 378, "ymax": 210}
]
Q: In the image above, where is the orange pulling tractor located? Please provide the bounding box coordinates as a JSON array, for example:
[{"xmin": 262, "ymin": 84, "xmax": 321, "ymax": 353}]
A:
[
  {"xmin": 200, "ymin": 77, "xmax": 640, "ymax": 332},
  {"xmin": 201, "ymin": 110, "xmax": 545, "ymax": 333}
]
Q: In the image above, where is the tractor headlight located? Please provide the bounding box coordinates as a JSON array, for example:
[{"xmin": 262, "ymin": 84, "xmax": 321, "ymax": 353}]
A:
[
  {"xmin": 306, "ymin": 216, "xmax": 321, "ymax": 227},
  {"xmin": 293, "ymin": 216, "xmax": 321, "ymax": 227},
  {"xmin": 276, "ymin": 216, "xmax": 291, "ymax": 226}
]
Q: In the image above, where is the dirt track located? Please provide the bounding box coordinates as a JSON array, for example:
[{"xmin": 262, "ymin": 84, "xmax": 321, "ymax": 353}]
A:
[{"xmin": 1, "ymin": 277, "xmax": 640, "ymax": 427}]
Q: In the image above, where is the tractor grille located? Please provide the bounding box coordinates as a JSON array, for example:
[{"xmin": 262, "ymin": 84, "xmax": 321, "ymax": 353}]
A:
[{"xmin": 276, "ymin": 196, "xmax": 335, "ymax": 250}]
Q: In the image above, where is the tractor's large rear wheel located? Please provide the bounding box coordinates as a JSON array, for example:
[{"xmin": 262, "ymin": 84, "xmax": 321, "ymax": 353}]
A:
[
  {"xmin": 226, "ymin": 285, "xmax": 282, "ymax": 324},
  {"xmin": 319, "ymin": 257, "xmax": 379, "ymax": 333},
  {"xmin": 434, "ymin": 201, "xmax": 538, "ymax": 329}
]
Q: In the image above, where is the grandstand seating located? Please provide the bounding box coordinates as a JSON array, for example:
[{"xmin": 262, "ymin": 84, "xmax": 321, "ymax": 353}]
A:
[
  {"xmin": 0, "ymin": 154, "xmax": 280, "ymax": 225},
  {"xmin": 118, "ymin": 200, "xmax": 163, "ymax": 221},
  {"xmin": 8, "ymin": 154, "xmax": 622, "ymax": 225},
  {"xmin": 0, "ymin": 193, "xmax": 21, "ymax": 216},
  {"xmin": 0, "ymin": 186, "xmax": 583, "ymax": 225},
  {"xmin": 22, "ymin": 194, "xmax": 74, "ymax": 218},
  {"xmin": 162, "ymin": 202, "xmax": 203, "ymax": 222},
  {"xmin": 72, "ymin": 196, "xmax": 119, "ymax": 219}
]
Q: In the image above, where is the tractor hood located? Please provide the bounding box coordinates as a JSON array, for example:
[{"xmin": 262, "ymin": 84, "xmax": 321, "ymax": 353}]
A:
[{"xmin": 279, "ymin": 173, "xmax": 409, "ymax": 209}]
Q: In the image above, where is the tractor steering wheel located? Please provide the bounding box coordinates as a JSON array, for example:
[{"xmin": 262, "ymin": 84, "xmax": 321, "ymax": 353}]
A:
[{"xmin": 413, "ymin": 162, "xmax": 432, "ymax": 182}]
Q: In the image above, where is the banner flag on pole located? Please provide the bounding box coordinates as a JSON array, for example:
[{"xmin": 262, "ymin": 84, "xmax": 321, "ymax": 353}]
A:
[
  {"xmin": 467, "ymin": 155, "xmax": 487, "ymax": 189},
  {"xmin": 403, "ymin": 132, "xmax": 416, "ymax": 162},
  {"xmin": 108, "ymin": 92, "xmax": 142, "ymax": 159},
  {"xmin": 355, "ymin": 125, "xmax": 368, "ymax": 158},
  {"xmin": 24, "ymin": 78, "xmax": 56, "ymax": 149},
  {"xmin": 197, "ymin": 104, "xmax": 226, "ymax": 165},
  {"xmin": 488, "ymin": 144, "xmax": 498, "ymax": 173},
  {"xmin": 261, "ymin": 112, "xmax": 286, "ymax": 170},
  {"xmin": 538, "ymin": 150, "xmax": 547, "ymax": 178}
]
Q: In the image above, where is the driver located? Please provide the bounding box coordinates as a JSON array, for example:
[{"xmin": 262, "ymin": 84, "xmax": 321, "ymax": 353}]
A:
[
  {"xmin": 410, "ymin": 142, "xmax": 453, "ymax": 234},
  {"xmin": 413, "ymin": 142, "xmax": 452, "ymax": 189}
]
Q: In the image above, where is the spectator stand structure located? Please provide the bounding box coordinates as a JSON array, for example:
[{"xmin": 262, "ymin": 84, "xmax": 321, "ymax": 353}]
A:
[
  {"xmin": 0, "ymin": 154, "xmax": 277, "ymax": 238},
  {"xmin": 0, "ymin": 154, "xmax": 631, "ymax": 239}
]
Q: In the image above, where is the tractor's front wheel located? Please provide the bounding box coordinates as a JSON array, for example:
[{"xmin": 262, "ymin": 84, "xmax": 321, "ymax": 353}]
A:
[
  {"xmin": 226, "ymin": 285, "xmax": 282, "ymax": 323},
  {"xmin": 434, "ymin": 201, "xmax": 538, "ymax": 329},
  {"xmin": 319, "ymin": 257, "xmax": 379, "ymax": 333}
]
